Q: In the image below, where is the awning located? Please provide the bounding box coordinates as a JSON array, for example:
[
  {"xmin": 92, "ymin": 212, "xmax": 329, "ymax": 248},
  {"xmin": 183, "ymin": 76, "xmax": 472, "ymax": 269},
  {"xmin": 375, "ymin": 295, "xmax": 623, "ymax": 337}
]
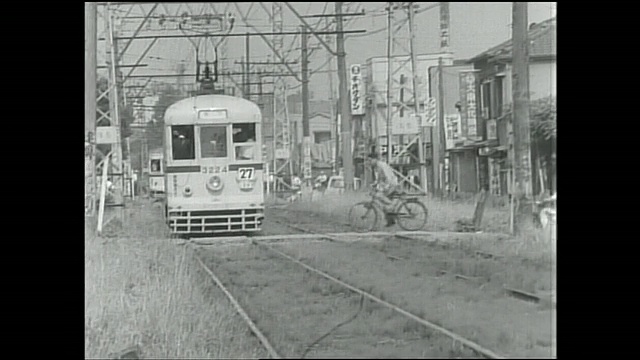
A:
[{"xmin": 447, "ymin": 139, "xmax": 500, "ymax": 152}]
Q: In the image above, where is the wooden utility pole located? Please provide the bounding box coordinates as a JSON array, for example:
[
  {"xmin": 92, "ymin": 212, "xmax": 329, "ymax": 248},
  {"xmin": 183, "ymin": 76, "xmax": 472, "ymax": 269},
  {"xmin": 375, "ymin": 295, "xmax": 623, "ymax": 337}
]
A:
[
  {"xmin": 512, "ymin": 2, "xmax": 534, "ymax": 229},
  {"xmin": 326, "ymin": 24, "xmax": 338, "ymax": 174},
  {"xmin": 407, "ymin": 3, "xmax": 426, "ymax": 194},
  {"xmin": 434, "ymin": 57, "xmax": 445, "ymax": 193},
  {"xmin": 301, "ymin": 26, "xmax": 312, "ymax": 184},
  {"xmin": 385, "ymin": 3, "xmax": 394, "ymax": 164},
  {"xmin": 245, "ymin": 32, "xmax": 250, "ymax": 99},
  {"xmin": 85, "ymin": 2, "xmax": 97, "ymax": 217},
  {"xmin": 336, "ymin": 2, "xmax": 354, "ymax": 189}
]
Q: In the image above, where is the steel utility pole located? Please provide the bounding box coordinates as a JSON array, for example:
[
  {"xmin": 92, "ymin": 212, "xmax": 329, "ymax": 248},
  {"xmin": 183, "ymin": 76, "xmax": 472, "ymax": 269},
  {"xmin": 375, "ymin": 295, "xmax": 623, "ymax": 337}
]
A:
[
  {"xmin": 512, "ymin": 2, "xmax": 534, "ymax": 230},
  {"xmin": 85, "ymin": 2, "xmax": 97, "ymax": 217},
  {"xmin": 105, "ymin": 5, "xmax": 124, "ymax": 207},
  {"xmin": 336, "ymin": 2, "xmax": 354, "ymax": 189},
  {"xmin": 301, "ymin": 26, "xmax": 312, "ymax": 185},
  {"xmin": 270, "ymin": 2, "xmax": 293, "ymax": 188}
]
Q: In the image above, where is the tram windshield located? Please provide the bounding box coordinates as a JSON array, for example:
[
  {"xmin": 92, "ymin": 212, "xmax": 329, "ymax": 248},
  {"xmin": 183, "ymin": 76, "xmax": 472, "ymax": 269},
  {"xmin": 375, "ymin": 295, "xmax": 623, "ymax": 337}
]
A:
[
  {"xmin": 200, "ymin": 125, "xmax": 228, "ymax": 158},
  {"xmin": 171, "ymin": 125, "xmax": 195, "ymax": 160},
  {"xmin": 233, "ymin": 123, "xmax": 257, "ymax": 161}
]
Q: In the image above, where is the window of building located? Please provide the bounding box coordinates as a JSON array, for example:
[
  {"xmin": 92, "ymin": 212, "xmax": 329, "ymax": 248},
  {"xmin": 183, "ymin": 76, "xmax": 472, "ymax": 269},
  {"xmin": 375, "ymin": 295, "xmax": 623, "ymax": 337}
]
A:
[
  {"xmin": 233, "ymin": 123, "xmax": 257, "ymax": 160},
  {"xmin": 171, "ymin": 125, "xmax": 195, "ymax": 160},
  {"xmin": 314, "ymin": 131, "xmax": 331, "ymax": 144},
  {"xmin": 200, "ymin": 126, "xmax": 228, "ymax": 158},
  {"xmin": 494, "ymin": 76, "xmax": 504, "ymax": 118},
  {"xmin": 482, "ymin": 82, "xmax": 492, "ymax": 119}
]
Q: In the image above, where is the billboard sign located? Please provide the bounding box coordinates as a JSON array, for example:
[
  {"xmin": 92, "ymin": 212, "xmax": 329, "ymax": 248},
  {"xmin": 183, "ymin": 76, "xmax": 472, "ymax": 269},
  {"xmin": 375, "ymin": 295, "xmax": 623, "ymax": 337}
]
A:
[{"xmin": 350, "ymin": 64, "xmax": 365, "ymax": 115}]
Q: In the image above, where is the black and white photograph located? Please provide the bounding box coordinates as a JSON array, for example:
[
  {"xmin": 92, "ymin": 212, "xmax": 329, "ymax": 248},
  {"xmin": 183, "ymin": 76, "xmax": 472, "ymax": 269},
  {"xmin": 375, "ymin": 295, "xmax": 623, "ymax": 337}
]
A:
[{"xmin": 85, "ymin": 2, "xmax": 557, "ymax": 358}]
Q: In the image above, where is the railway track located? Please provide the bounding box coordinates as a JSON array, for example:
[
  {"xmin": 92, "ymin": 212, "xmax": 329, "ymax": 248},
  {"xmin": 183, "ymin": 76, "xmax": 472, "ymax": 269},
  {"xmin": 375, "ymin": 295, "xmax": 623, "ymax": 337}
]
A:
[
  {"xmin": 262, "ymin": 212, "xmax": 555, "ymax": 354},
  {"xmin": 186, "ymin": 234, "xmax": 507, "ymax": 359},
  {"xmin": 270, "ymin": 210, "xmax": 556, "ymax": 306},
  {"xmin": 172, "ymin": 203, "xmax": 554, "ymax": 358}
]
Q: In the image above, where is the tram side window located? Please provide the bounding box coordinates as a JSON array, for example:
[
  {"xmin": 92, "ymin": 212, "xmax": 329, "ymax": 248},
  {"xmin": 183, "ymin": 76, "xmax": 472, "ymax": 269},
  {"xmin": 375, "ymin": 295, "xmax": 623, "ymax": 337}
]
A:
[
  {"xmin": 200, "ymin": 126, "xmax": 228, "ymax": 158},
  {"xmin": 232, "ymin": 123, "xmax": 256, "ymax": 160},
  {"xmin": 171, "ymin": 125, "xmax": 195, "ymax": 160}
]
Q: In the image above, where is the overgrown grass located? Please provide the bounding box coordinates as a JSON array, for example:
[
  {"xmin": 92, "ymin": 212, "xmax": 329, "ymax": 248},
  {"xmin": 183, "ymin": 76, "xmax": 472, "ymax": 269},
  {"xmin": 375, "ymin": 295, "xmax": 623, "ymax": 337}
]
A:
[
  {"xmin": 85, "ymin": 203, "xmax": 265, "ymax": 359},
  {"xmin": 278, "ymin": 240, "xmax": 556, "ymax": 358},
  {"xmin": 284, "ymin": 191, "xmax": 513, "ymax": 234}
]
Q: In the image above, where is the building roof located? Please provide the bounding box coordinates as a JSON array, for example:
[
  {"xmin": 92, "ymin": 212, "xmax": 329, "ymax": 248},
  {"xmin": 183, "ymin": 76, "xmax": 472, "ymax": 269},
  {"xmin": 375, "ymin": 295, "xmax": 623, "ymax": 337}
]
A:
[{"xmin": 469, "ymin": 17, "xmax": 556, "ymax": 63}]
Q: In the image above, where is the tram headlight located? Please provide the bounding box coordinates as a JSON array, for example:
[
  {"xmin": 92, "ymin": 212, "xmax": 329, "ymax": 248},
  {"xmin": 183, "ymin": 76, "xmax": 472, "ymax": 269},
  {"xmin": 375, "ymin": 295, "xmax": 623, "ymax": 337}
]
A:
[
  {"xmin": 206, "ymin": 175, "xmax": 224, "ymax": 191},
  {"xmin": 183, "ymin": 186, "xmax": 192, "ymax": 197}
]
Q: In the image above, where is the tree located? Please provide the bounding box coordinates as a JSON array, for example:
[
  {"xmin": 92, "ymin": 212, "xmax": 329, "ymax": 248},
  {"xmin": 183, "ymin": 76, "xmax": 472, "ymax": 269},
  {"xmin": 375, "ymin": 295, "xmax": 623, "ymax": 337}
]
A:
[
  {"xmin": 501, "ymin": 96, "xmax": 557, "ymax": 194},
  {"xmin": 529, "ymin": 96, "xmax": 556, "ymax": 194},
  {"xmin": 148, "ymin": 84, "xmax": 183, "ymax": 151}
]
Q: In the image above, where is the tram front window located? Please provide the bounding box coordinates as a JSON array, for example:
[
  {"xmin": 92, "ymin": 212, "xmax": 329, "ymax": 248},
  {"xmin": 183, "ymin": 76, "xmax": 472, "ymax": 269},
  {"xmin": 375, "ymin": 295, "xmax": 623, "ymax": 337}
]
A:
[
  {"xmin": 200, "ymin": 125, "xmax": 228, "ymax": 158},
  {"xmin": 233, "ymin": 123, "xmax": 257, "ymax": 161},
  {"xmin": 171, "ymin": 125, "xmax": 195, "ymax": 160}
]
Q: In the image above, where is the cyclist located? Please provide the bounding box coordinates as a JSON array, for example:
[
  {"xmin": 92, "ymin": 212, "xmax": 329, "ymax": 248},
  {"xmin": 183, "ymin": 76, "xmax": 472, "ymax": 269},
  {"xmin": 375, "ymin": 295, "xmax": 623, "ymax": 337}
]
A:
[
  {"xmin": 314, "ymin": 171, "xmax": 328, "ymax": 191},
  {"xmin": 366, "ymin": 153, "xmax": 402, "ymax": 226}
]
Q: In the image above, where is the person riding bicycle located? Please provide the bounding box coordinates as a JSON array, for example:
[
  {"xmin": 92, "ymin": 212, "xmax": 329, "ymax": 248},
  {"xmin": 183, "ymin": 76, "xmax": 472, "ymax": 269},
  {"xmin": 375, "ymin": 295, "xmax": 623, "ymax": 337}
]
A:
[
  {"xmin": 366, "ymin": 153, "xmax": 403, "ymax": 227},
  {"xmin": 314, "ymin": 171, "xmax": 328, "ymax": 190}
]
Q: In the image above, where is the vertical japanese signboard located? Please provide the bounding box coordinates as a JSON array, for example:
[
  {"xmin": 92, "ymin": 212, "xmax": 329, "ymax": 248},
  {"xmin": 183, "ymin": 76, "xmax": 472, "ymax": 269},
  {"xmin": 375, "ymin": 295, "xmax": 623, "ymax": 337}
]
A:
[
  {"xmin": 422, "ymin": 98, "xmax": 437, "ymax": 127},
  {"xmin": 486, "ymin": 119, "xmax": 497, "ymax": 140},
  {"xmin": 303, "ymin": 137, "xmax": 312, "ymax": 180},
  {"xmin": 350, "ymin": 64, "xmax": 365, "ymax": 115},
  {"xmin": 459, "ymin": 71, "xmax": 478, "ymax": 139},
  {"xmin": 445, "ymin": 114, "xmax": 462, "ymax": 150}
]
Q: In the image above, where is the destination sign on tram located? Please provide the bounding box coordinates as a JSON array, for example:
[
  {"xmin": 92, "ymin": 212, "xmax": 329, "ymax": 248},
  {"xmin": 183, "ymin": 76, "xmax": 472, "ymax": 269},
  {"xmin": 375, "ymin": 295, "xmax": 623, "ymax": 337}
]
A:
[{"xmin": 198, "ymin": 109, "xmax": 227, "ymax": 121}]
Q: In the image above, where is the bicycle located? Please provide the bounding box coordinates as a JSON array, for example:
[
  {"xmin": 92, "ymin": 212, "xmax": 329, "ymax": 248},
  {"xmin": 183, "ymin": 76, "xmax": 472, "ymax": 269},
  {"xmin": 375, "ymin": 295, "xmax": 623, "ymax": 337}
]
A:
[{"xmin": 348, "ymin": 184, "xmax": 429, "ymax": 232}]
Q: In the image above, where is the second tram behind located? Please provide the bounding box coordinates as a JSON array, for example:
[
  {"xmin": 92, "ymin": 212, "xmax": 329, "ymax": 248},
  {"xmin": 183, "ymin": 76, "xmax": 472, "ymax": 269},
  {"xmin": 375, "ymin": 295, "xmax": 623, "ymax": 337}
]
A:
[
  {"xmin": 148, "ymin": 148, "xmax": 165, "ymax": 197},
  {"xmin": 163, "ymin": 94, "xmax": 265, "ymax": 235}
]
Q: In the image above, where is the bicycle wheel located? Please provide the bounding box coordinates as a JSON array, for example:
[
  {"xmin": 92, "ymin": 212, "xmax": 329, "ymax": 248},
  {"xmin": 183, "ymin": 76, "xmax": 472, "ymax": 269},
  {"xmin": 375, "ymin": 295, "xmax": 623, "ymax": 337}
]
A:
[
  {"xmin": 395, "ymin": 199, "xmax": 428, "ymax": 231},
  {"xmin": 348, "ymin": 201, "xmax": 380, "ymax": 232}
]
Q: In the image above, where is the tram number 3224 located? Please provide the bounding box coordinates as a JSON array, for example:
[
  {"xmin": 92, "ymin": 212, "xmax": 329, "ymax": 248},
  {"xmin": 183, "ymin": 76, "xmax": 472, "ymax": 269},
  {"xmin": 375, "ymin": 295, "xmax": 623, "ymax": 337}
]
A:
[{"xmin": 202, "ymin": 166, "xmax": 228, "ymax": 174}]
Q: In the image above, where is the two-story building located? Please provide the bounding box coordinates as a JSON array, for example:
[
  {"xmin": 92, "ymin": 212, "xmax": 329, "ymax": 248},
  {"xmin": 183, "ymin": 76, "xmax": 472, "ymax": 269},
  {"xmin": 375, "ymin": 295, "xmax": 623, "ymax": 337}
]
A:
[{"xmin": 467, "ymin": 16, "xmax": 556, "ymax": 196}]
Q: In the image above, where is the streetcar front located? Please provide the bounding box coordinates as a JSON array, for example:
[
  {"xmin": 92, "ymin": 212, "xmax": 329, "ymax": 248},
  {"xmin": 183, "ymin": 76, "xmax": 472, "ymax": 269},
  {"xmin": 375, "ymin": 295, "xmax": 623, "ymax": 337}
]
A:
[{"xmin": 163, "ymin": 95, "xmax": 264, "ymax": 235}]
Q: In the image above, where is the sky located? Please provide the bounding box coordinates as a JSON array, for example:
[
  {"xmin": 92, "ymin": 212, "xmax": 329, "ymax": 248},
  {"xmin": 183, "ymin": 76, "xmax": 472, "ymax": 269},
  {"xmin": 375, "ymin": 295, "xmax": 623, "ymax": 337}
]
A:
[{"xmin": 94, "ymin": 2, "xmax": 556, "ymax": 101}]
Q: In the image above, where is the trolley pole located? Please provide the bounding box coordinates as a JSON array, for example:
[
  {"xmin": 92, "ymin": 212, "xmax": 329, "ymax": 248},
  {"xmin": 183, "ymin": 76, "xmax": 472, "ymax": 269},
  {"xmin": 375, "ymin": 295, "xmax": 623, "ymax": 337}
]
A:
[
  {"xmin": 336, "ymin": 2, "xmax": 354, "ymax": 190},
  {"xmin": 85, "ymin": 2, "xmax": 97, "ymax": 217}
]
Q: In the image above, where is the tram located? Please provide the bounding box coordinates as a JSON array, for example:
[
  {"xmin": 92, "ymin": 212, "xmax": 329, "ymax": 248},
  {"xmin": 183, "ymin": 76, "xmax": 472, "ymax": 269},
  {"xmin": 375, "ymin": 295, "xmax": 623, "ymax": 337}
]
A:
[
  {"xmin": 148, "ymin": 148, "xmax": 165, "ymax": 197},
  {"xmin": 163, "ymin": 94, "xmax": 265, "ymax": 235}
]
